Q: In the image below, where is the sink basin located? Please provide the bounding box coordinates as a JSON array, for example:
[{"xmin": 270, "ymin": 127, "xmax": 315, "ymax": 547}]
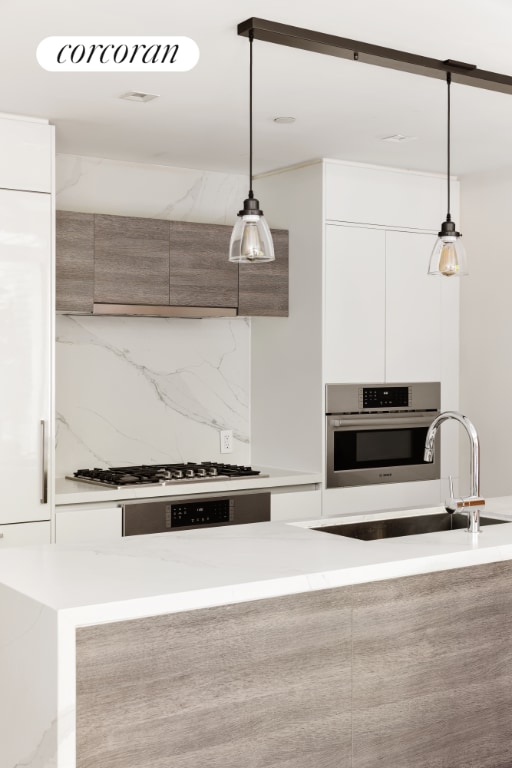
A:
[{"xmin": 312, "ymin": 512, "xmax": 507, "ymax": 541}]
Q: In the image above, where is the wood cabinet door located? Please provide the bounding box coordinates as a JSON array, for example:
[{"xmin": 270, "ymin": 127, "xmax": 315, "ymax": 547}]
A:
[
  {"xmin": 169, "ymin": 220, "xmax": 238, "ymax": 307},
  {"xmin": 238, "ymin": 228, "xmax": 289, "ymax": 316},
  {"xmin": 324, "ymin": 224, "xmax": 385, "ymax": 383},
  {"xmin": 56, "ymin": 211, "xmax": 94, "ymax": 313},
  {"xmin": 76, "ymin": 588, "xmax": 352, "ymax": 768},
  {"xmin": 94, "ymin": 214, "xmax": 170, "ymax": 305}
]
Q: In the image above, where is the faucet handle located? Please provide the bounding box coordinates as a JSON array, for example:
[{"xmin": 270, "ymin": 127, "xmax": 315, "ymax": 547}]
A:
[
  {"xmin": 448, "ymin": 475, "xmax": 454, "ymax": 499},
  {"xmin": 456, "ymin": 497, "xmax": 486, "ymax": 509}
]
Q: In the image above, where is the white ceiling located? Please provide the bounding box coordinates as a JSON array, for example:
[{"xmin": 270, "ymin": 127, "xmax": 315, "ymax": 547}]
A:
[{"xmin": 4, "ymin": 0, "xmax": 512, "ymax": 178}]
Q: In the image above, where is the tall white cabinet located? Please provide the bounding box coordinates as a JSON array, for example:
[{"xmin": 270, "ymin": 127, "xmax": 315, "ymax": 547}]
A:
[
  {"xmin": 251, "ymin": 159, "xmax": 460, "ymax": 517},
  {"xmin": 0, "ymin": 115, "xmax": 54, "ymax": 543}
]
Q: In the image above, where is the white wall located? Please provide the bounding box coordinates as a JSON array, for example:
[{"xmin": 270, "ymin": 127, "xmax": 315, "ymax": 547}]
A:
[
  {"xmin": 55, "ymin": 154, "xmax": 251, "ymax": 477},
  {"xmin": 460, "ymin": 169, "xmax": 512, "ymax": 497}
]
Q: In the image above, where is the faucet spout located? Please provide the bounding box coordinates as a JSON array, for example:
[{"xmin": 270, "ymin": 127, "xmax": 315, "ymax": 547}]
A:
[{"xmin": 423, "ymin": 411, "xmax": 484, "ymax": 531}]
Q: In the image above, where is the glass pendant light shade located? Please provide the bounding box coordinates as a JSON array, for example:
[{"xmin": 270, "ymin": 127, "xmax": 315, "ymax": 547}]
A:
[
  {"xmin": 429, "ymin": 72, "xmax": 469, "ymax": 277},
  {"xmin": 230, "ymin": 31, "xmax": 275, "ymax": 264},
  {"xmin": 428, "ymin": 218, "xmax": 468, "ymax": 276},
  {"xmin": 229, "ymin": 196, "xmax": 275, "ymax": 263}
]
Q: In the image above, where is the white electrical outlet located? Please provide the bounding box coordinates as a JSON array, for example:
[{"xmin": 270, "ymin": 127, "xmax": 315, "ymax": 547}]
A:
[{"xmin": 220, "ymin": 429, "xmax": 233, "ymax": 454}]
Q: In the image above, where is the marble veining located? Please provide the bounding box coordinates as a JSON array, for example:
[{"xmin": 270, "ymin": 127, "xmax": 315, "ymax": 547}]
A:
[
  {"xmin": 56, "ymin": 315, "xmax": 250, "ymax": 477},
  {"xmin": 13, "ymin": 718, "xmax": 57, "ymax": 768},
  {"xmin": 55, "ymin": 154, "xmax": 252, "ymax": 478},
  {"xmin": 56, "ymin": 154, "xmax": 247, "ymax": 224}
]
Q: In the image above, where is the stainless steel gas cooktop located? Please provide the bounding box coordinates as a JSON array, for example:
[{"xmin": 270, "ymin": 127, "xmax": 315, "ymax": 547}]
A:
[{"xmin": 67, "ymin": 462, "xmax": 266, "ymax": 489}]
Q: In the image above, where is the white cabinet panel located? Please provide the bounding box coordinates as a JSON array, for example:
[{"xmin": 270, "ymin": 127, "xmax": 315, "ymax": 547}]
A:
[
  {"xmin": 0, "ymin": 190, "xmax": 51, "ymax": 524},
  {"xmin": 324, "ymin": 225, "xmax": 385, "ymax": 383},
  {"xmin": 271, "ymin": 489, "xmax": 321, "ymax": 521},
  {"xmin": 56, "ymin": 507, "xmax": 122, "ymax": 544},
  {"xmin": 385, "ymin": 230, "xmax": 442, "ymax": 382},
  {"xmin": 325, "ymin": 162, "xmax": 443, "ymax": 231},
  {"xmin": 322, "ymin": 481, "xmax": 442, "ymax": 517},
  {"xmin": 0, "ymin": 118, "xmax": 52, "ymax": 193},
  {"xmin": 0, "ymin": 521, "xmax": 50, "ymax": 547}
]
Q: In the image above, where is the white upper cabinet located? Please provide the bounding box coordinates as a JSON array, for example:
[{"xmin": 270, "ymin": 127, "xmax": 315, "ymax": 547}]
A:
[
  {"xmin": 385, "ymin": 230, "xmax": 442, "ymax": 382},
  {"xmin": 0, "ymin": 188, "xmax": 52, "ymax": 524},
  {"xmin": 324, "ymin": 225, "xmax": 385, "ymax": 383},
  {"xmin": 324, "ymin": 162, "xmax": 444, "ymax": 231},
  {"xmin": 325, "ymin": 225, "xmax": 443, "ymax": 385},
  {"xmin": 0, "ymin": 117, "xmax": 53, "ymax": 193}
]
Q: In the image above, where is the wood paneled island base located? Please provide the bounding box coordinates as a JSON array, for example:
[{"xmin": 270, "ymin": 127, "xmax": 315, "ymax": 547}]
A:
[{"xmin": 76, "ymin": 560, "xmax": 512, "ymax": 768}]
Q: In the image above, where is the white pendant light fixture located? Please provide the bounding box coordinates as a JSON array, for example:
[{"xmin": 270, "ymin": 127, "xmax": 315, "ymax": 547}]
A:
[
  {"xmin": 428, "ymin": 72, "xmax": 468, "ymax": 277},
  {"xmin": 229, "ymin": 31, "xmax": 275, "ymax": 263}
]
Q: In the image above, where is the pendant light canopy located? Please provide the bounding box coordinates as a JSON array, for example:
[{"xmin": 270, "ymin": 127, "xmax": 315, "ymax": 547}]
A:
[
  {"xmin": 229, "ymin": 32, "xmax": 275, "ymax": 263},
  {"xmin": 428, "ymin": 72, "xmax": 468, "ymax": 277}
]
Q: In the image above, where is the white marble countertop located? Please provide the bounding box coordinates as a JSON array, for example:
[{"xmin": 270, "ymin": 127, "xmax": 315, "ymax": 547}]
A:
[
  {"xmin": 55, "ymin": 465, "xmax": 322, "ymax": 505},
  {"xmin": 2, "ymin": 497, "xmax": 512, "ymax": 627}
]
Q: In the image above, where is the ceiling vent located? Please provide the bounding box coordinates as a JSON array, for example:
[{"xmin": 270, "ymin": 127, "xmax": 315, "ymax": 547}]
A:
[
  {"xmin": 119, "ymin": 91, "xmax": 159, "ymax": 103},
  {"xmin": 381, "ymin": 134, "xmax": 417, "ymax": 143}
]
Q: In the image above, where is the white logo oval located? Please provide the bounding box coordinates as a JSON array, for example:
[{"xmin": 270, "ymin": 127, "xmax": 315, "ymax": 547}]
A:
[{"xmin": 36, "ymin": 36, "xmax": 199, "ymax": 72}]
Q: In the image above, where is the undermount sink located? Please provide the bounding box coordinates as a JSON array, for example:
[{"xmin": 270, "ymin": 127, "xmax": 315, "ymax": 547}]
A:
[{"xmin": 312, "ymin": 512, "xmax": 507, "ymax": 541}]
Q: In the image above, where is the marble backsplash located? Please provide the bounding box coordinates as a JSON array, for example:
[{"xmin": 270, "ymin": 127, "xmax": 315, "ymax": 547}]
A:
[
  {"xmin": 56, "ymin": 154, "xmax": 248, "ymax": 224},
  {"xmin": 55, "ymin": 154, "xmax": 251, "ymax": 477},
  {"xmin": 56, "ymin": 315, "xmax": 250, "ymax": 476}
]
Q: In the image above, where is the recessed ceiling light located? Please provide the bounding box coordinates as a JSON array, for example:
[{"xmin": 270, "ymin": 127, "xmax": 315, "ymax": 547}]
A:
[
  {"xmin": 119, "ymin": 91, "xmax": 159, "ymax": 103},
  {"xmin": 273, "ymin": 116, "xmax": 296, "ymax": 124},
  {"xmin": 381, "ymin": 134, "xmax": 417, "ymax": 143}
]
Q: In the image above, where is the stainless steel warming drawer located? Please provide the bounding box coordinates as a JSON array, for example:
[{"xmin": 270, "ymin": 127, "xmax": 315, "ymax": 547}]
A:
[{"xmin": 122, "ymin": 490, "xmax": 271, "ymax": 536}]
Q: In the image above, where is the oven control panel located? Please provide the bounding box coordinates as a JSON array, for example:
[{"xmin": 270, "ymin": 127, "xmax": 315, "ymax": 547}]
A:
[
  {"xmin": 170, "ymin": 499, "xmax": 233, "ymax": 528},
  {"xmin": 361, "ymin": 386, "xmax": 411, "ymax": 409},
  {"xmin": 122, "ymin": 491, "xmax": 271, "ymax": 536}
]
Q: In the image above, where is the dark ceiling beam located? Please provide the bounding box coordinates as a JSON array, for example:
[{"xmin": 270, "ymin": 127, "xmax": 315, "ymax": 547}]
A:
[{"xmin": 238, "ymin": 17, "xmax": 512, "ymax": 95}]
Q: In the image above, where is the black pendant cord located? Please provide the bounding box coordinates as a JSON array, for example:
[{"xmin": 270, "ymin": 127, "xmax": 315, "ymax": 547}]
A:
[
  {"xmin": 248, "ymin": 30, "xmax": 254, "ymax": 200},
  {"xmin": 446, "ymin": 71, "xmax": 451, "ymax": 221}
]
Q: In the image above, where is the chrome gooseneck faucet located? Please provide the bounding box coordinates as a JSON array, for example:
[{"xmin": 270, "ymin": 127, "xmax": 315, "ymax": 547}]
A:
[{"xmin": 424, "ymin": 411, "xmax": 485, "ymax": 533}]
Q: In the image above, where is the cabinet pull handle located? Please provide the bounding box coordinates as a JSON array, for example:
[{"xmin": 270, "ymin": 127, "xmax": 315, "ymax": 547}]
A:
[{"xmin": 40, "ymin": 420, "xmax": 48, "ymax": 505}]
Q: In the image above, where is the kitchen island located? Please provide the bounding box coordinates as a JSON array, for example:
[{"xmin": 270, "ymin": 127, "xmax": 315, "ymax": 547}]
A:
[{"xmin": 3, "ymin": 498, "xmax": 512, "ymax": 768}]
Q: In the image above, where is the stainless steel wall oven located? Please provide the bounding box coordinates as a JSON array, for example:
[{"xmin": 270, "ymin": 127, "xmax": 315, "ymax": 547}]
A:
[{"xmin": 326, "ymin": 382, "xmax": 440, "ymax": 488}]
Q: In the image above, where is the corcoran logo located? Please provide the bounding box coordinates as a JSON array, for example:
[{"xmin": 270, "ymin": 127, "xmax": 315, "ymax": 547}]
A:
[{"xmin": 36, "ymin": 36, "xmax": 200, "ymax": 72}]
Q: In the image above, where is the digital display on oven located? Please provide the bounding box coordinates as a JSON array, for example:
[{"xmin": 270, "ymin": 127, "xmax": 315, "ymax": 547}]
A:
[
  {"xmin": 170, "ymin": 499, "xmax": 231, "ymax": 528},
  {"xmin": 362, "ymin": 386, "xmax": 409, "ymax": 408}
]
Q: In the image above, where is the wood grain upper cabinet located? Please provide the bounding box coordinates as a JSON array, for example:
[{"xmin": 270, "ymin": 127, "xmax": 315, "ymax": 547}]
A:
[
  {"xmin": 168, "ymin": 221, "xmax": 238, "ymax": 308},
  {"xmin": 238, "ymin": 228, "xmax": 289, "ymax": 316},
  {"xmin": 55, "ymin": 212, "xmax": 289, "ymax": 316},
  {"xmin": 94, "ymin": 215, "xmax": 170, "ymax": 305},
  {"xmin": 56, "ymin": 211, "xmax": 94, "ymax": 314}
]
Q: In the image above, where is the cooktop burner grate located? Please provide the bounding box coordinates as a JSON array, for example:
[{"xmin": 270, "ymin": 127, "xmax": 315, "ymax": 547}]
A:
[{"xmin": 68, "ymin": 462, "xmax": 265, "ymax": 489}]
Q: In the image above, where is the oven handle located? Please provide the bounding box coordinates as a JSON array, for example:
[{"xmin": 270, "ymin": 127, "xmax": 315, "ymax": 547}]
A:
[{"xmin": 329, "ymin": 415, "xmax": 436, "ymax": 429}]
